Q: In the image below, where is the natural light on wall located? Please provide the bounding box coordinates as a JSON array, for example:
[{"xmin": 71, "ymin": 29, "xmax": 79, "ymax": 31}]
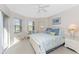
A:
[{"xmin": 3, "ymin": 28, "xmax": 8, "ymax": 49}]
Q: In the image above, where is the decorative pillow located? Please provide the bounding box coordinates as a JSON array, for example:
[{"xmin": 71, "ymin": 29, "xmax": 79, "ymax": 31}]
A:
[
  {"xmin": 46, "ymin": 28, "xmax": 60, "ymax": 36},
  {"xmin": 45, "ymin": 28, "xmax": 53, "ymax": 33},
  {"xmin": 51, "ymin": 28, "xmax": 59, "ymax": 35}
]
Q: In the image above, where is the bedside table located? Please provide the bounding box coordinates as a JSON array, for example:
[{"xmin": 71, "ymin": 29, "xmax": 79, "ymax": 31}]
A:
[{"xmin": 65, "ymin": 38, "xmax": 79, "ymax": 53}]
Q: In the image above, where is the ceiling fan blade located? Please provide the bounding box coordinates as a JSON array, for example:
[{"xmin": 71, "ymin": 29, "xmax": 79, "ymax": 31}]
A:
[{"xmin": 37, "ymin": 4, "xmax": 49, "ymax": 13}]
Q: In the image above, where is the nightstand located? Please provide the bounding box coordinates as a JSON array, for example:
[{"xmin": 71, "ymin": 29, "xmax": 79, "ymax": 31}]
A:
[{"xmin": 65, "ymin": 38, "xmax": 79, "ymax": 53}]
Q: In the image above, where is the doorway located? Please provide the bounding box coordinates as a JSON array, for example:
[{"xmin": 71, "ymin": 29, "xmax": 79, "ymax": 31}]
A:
[
  {"xmin": 3, "ymin": 14, "xmax": 9, "ymax": 50},
  {"xmin": 0, "ymin": 11, "xmax": 9, "ymax": 53}
]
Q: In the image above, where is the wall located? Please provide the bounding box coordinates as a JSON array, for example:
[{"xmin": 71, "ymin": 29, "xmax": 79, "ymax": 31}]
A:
[
  {"xmin": 54, "ymin": 5, "xmax": 79, "ymax": 37},
  {"xmin": 34, "ymin": 17, "xmax": 53, "ymax": 32}
]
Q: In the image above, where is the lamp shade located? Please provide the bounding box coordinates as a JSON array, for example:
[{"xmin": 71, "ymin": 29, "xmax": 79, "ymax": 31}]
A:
[{"xmin": 68, "ymin": 24, "xmax": 78, "ymax": 32}]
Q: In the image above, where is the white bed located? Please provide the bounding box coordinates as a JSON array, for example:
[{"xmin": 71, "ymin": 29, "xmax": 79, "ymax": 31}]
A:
[{"xmin": 29, "ymin": 32, "xmax": 65, "ymax": 54}]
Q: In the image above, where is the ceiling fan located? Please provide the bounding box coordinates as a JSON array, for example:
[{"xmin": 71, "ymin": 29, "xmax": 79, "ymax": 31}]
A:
[{"xmin": 37, "ymin": 4, "xmax": 50, "ymax": 13}]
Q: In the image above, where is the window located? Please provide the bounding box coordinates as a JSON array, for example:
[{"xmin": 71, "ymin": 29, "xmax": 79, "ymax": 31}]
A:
[
  {"xmin": 14, "ymin": 18, "xmax": 22, "ymax": 33},
  {"xmin": 27, "ymin": 20, "xmax": 35, "ymax": 34}
]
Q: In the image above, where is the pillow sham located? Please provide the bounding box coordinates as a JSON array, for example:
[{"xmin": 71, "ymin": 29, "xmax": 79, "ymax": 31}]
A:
[{"xmin": 46, "ymin": 28, "xmax": 60, "ymax": 36}]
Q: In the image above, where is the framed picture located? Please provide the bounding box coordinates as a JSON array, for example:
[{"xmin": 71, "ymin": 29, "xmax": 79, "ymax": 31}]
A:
[
  {"xmin": 14, "ymin": 18, "xmax": 22, "ymax": 33},
  {"xmin": 52, "ymin": 17, "xmax": 61, "ymax": 25}
]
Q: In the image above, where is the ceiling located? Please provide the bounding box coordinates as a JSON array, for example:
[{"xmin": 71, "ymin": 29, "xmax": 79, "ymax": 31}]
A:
[{"xmin": 6, "ymin": 4, "xmax": 78, "ymax": 18}]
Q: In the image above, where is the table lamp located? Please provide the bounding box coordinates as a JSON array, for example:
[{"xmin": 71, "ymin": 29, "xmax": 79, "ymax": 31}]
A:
[{"xmin": 68, "ymin": 24, "xmax": 78, "ymax": 39}]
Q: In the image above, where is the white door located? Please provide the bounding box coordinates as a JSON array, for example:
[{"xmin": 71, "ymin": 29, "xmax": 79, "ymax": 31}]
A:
[{"xmin": 0, "ymin": 11, "xmax": 3, "ymax": 53}]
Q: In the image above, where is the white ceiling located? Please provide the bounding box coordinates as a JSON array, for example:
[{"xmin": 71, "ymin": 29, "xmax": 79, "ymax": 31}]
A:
[{"xmin": 6, "ymin": 4, "xmax": 78, "ymax": 18}]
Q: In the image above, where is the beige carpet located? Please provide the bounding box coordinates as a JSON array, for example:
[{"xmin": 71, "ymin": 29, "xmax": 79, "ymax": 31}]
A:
[
  {"xmin": 4, "ymin": 39, "xmax": 35, "ymax": 54},
  {"xmin": 4, "ymin": 39, "xmax": 77, "ymax": 54}
]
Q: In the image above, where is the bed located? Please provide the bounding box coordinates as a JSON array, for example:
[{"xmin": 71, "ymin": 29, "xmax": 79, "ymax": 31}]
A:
[{"xmin": 29, "ymin": 28, "xmax": 65, "ymax": 54}]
